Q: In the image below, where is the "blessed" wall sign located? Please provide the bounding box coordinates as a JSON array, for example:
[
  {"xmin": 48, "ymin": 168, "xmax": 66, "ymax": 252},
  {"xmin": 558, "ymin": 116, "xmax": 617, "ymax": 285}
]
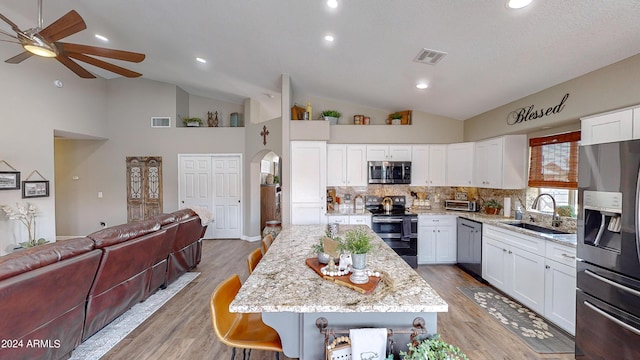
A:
[{"xmin": 506, "ymin": 93, "xmax": 570, "ymax": 125}]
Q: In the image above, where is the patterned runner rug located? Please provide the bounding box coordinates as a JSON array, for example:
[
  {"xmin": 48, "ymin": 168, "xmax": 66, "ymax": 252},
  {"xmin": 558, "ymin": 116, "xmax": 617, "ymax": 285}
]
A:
[
  {"xmin": 70, "ymin": 272, "xmax": 200, "ymax": 360},
  {"xmin": 458, "ymin": 286, "xmax": 574, "ymax": 354}
]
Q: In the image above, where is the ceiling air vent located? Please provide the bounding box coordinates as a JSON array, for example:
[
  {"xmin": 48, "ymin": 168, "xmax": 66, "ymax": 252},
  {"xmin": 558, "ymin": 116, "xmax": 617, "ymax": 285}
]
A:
[
  {"xmin": 413, "ymin": 48, "xmax": 447, "ymax": 65},
  {"xmin": 151, "ymin": 117, "xmax": 171, "ymax": 128}
]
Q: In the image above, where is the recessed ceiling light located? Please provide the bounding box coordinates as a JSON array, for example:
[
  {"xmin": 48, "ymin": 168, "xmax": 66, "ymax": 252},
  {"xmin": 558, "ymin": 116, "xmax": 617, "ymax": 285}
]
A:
[
  {"xmin": 416, "ymin": 83, "xmax": 428, "ymax": 90},
  {"xmin": 94, "ymin": 34, "xmax": 109, "ymax": 42},
  {"xmin": 196, "ymin": 57, "xmax": 207, "ymax": 63},
  {"xmin": 324, "ymin": 35, "xmax": 335, "ymax": 42},
  {"xmin": 327, "ymin": 0, "xmax": 338, "ymax": 9},
  {"xmin": 506, "ymin": 0, "xmax": 532, "ymax": 9}
]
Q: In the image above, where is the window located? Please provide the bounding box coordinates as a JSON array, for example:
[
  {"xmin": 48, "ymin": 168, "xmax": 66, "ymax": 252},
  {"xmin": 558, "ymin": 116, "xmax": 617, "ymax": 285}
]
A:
[
  {"xmin": 529, "ymin": 131, "xmax": 580, "ymax": 218},
  {"xmin": 528, "ymin": 131, "xmax": 580, "ymax": 188}
]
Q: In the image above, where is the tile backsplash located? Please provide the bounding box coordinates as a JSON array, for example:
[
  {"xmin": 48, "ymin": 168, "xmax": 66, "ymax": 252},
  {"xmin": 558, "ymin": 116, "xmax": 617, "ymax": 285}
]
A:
[{"xmin": 328, "ymin": 185, "xmax": 577, "ymax": 233}]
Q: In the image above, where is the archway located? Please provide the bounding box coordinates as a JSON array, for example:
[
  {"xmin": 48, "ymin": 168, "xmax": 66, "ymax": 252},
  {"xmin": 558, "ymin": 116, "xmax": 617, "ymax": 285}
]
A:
[{"xmin": 248, "ymin": 149, "xmax": 281, "ymax": 240}]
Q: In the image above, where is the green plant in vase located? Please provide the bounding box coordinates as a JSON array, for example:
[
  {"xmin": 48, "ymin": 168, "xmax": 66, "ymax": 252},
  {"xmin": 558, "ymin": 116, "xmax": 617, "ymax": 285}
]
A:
[
  {"xmin": 390, "ymin": 112, "xmax": 403, "ymax": 120},
  {"xmin": 483, "ymin": 199, "xmax": 502, "ymax": 215},
  {"xmin": 340, "ymin": 226, "xmax": 373, "ymax": 284},
  {"xmin": 183, "ymin": 117, "xmax": 203, "ymax": 127}
]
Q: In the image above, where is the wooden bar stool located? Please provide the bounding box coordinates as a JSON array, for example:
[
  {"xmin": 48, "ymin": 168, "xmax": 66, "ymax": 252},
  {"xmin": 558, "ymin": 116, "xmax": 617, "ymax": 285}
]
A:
[
  {"xmin": 247, "ymin": 248, "xmax": 263, "ymax": 275},
  {"xmin": 210, "ymin": 274, "xmax": 282, "ymax": 360},
  {"xmin": 262, "ymin": 234, "xmax": 274, "ymax": 254}
]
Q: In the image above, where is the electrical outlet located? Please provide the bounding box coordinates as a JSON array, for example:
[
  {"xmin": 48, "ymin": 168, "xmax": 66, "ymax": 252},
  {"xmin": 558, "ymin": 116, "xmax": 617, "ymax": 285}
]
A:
[{"xmin": 99, "ymin": 222, "xmax": 106, "ymax": 228}]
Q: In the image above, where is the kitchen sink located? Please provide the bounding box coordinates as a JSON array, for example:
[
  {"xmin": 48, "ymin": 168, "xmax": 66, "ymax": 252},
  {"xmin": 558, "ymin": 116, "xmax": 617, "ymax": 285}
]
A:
[{"xmin": 505, "ymin": 222, "xmax": 571, "ymax": 235}]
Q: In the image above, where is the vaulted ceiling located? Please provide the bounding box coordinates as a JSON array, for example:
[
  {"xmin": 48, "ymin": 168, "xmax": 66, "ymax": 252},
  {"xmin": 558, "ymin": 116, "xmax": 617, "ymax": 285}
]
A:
[{"xmin": 1, "ymin": 1, "xmax": 640, "ymax": 120}]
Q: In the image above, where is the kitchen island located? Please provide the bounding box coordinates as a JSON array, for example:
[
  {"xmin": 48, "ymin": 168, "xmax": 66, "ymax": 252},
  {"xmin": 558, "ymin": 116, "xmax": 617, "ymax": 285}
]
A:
[{"xmin": 229, "ymin": 224, "xmax": 448, "ymax": 358}]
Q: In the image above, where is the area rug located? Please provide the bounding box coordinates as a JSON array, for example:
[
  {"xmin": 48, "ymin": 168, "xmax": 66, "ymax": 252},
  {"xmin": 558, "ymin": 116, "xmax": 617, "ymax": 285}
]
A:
[
  {"xmin": 70, "ymin": 272, "xmax": 200, "ymax": 360},
  {"xmin": 458, "ymin": 286, "xmax": 574, "ymax": 354}
]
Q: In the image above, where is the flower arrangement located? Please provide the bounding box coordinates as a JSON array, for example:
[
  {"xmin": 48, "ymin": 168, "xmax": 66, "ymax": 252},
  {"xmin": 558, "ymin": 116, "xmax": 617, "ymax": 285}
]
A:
[{"xmin": 1, "ymin": 202, "xmax": 49, "ymax": 248}]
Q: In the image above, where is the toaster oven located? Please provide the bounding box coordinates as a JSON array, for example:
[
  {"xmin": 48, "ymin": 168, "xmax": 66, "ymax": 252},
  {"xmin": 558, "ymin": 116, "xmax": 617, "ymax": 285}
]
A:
[{"xmin": 444, "ymin": 200, "xmax": 478, "ymax": 212}]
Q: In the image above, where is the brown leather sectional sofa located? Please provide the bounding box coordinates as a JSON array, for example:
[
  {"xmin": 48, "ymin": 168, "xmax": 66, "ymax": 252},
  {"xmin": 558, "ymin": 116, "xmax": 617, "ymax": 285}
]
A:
[{"xmin": 0, "ymin": 209, "xmax": 206, "ymax": 360}]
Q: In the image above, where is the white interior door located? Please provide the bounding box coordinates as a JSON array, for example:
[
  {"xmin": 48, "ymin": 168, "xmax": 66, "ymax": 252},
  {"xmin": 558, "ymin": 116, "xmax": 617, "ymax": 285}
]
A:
[
  {"xmin": 211, "ymin": 156, "xmax": 242, "ymax": 239},
  {"xmin": 179, "ymin": 154, "xmax": 242, "ymax": 239}
]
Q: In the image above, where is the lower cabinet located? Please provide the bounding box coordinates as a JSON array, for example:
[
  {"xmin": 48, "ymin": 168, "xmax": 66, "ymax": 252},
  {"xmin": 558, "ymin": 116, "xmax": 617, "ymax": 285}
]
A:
[
  {"xmin": 482, "ymin": 225, "xmax": 547, "ymax": 316},
  {"xmin": 483, "ymin": 224, "xmax": 576, "ymax": 334},
  {"xmin": 418, "ymin": 215, "xmax": 456, "ymax": 264},
  {"xmin": 544, "ymin": 259, "xmax": 576, "ymax": 335},
  {"xmin": 326, "ymin": 214, "xmax": 371, "ymax": 227}
]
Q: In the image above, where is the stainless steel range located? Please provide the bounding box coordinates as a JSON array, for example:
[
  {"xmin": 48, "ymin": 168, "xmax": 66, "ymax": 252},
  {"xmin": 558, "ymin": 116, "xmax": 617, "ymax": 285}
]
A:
[{"xmin": 365, "ymin": 195, "xmax": 417, "ymax": 268}]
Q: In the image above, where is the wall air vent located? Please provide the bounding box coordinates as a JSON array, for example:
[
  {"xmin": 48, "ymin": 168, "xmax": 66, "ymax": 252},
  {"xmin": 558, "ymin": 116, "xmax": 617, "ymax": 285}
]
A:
[
  {"xmin": 151, "ymin": 117, "xmax": 171, "ymax": 128},
  {"xmin": 413, "ymin": 48, "xmax": 447, "ymax": 65}
]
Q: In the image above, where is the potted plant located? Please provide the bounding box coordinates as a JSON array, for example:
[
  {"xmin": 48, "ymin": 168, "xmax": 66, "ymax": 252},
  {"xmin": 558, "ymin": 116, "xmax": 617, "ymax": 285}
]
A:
[
  {"xmin": 322, "ymin": 110, "xmax": 342, "ymax": 125},
  {"xmin": 386, "ymin": 334, "xmax": 468, "ymax": 360},
  {"xmin": 390, "ymin": 112, "xmax": 403, "ymax": 125},
  {"xmin": 484, "ymin": 199, "xmax": 502, "ymax": 215},
  {"xmin": 340, "ymin": 226, "xmax": 373, "ymax": 284},
  {"xmin": 183, "ymin": 117, "xmax": 203, "ymax": 127}
]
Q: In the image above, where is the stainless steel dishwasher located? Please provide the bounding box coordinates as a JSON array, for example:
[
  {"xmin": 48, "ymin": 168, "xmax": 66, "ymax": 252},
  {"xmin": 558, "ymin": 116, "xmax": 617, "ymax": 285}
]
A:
[{"xmin": 456, "ymin": 217, "xmax": 483, "ymax": 281}]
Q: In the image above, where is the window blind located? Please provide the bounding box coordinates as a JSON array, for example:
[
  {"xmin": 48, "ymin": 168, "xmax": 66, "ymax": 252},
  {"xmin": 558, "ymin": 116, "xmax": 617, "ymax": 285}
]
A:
[{"xmin": 528, "ymin": 131, "xmax": 580, "ymax": 189}]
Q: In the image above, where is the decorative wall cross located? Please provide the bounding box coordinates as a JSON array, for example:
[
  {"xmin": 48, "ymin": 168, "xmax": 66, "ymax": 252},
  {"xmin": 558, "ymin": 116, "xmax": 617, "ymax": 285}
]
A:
[{"xmin": 261, "ymin": 125, "xmax": 270, "ymax": 146}]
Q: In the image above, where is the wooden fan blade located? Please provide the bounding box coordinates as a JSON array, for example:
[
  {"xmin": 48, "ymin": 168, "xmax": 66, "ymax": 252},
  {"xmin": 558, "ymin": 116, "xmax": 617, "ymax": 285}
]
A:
[
  {"xmin": 0, "ymin": 13, "xmax": 23, "ymax": 34},
  {"xmin": 39, "ymin": 10, "xmax": 86, "ymax": 43},
  {"xmin": 56, "ymin": 55, "xmax": 95, "ymax": 78},
  {"xmin": 59, "ymin": 42, "xmax": 145, "ymax": 63},
  {"xmin": 5, "ymin": 52, "xmax": 33, "ymax": 64},
  {"xmin": 67, "ymin": 52, "xmax": 142, "ymax": 78}
]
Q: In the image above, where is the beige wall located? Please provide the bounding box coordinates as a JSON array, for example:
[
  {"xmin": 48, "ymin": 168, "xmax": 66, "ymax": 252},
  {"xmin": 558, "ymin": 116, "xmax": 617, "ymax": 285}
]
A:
[
  {"xmin": 464, "ymin": 53, "xmax": 640, "ymax": 141},
  {"xmin": 0, "ymin": 45, "xmax": 109, "ymax": 254}
]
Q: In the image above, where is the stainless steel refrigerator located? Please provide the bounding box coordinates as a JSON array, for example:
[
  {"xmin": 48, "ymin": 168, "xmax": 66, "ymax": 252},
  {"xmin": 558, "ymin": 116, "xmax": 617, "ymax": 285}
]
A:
[{"xmin": 576, "ymin": 140, "xmax": 640, "ymax": 358}]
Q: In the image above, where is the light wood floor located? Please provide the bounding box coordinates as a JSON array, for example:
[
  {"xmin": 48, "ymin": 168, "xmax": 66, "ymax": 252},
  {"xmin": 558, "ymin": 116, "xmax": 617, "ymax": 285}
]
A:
[{"xmin": 102, "ymin": 239, "xmax": 576, "ymax": 360}]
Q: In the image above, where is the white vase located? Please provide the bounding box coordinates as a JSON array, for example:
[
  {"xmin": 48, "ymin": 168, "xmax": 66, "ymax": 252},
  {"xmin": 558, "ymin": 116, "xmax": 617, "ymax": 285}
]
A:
[{"xmin": 349, "ymin": 253, "xmax": 369, "ymax": 284}]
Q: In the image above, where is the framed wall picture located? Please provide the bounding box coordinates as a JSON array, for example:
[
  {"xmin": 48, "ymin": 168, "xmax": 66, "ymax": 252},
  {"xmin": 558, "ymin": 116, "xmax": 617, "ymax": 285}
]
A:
[
  {"xmin": 22, "ymin": 180, "xmax": 49, "ymax": 198},
  {"xmin": 0, "ymin": 171, "xmax": 20, "ymax": 190}
]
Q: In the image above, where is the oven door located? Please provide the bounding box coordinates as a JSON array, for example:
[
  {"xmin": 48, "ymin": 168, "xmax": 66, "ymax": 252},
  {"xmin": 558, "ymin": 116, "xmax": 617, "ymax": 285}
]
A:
[{"xmin": 371, "ymin": 216, "xmax": 403, "ymax": 240}]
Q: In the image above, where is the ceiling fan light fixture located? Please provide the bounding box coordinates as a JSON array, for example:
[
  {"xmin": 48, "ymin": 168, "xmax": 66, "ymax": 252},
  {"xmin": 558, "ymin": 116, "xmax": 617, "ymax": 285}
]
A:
[
  {"xmin": 23, "ymin": 43, "xmax": 57, "ymax": 57},
  {"xmin": 22, "ymin": 34, "xmax": 57, "ymax": 57}
]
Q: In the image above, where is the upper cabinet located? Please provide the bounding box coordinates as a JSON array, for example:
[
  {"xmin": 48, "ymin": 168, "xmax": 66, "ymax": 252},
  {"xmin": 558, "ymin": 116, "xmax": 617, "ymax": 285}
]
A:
[
  {"xmin": 581, "ymin": 108, "xmax": 633, "ymax": 145},
  {"xmin": 411, "ymin": 145, "xmax": 447, "ymax": 186},
  {"xmin": 327, "ymin": 144, "xmax": 367, "ymax": 187},
  {"xmin": 366, "ymin": 145, "xmax": 412, "ymax": 161},
  {"xmin": 446, "ymin": 142, "xmax": 475, "ymax": 186},
  {"xmin": 474, "ymin": 135, "xmax": 527, "ymax": 189}
]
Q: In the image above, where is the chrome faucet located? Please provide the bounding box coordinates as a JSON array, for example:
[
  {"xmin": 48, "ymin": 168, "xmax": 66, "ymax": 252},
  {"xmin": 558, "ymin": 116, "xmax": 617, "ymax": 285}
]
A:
[{"xmin": 531, "ymin": 193, "xmax": 562, "ymax": 227}]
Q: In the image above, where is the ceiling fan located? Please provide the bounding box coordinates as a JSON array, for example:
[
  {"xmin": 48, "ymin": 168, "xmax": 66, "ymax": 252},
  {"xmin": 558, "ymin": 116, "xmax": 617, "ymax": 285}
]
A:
[{"xmin": 0, "ymin": 0, "xmax": 145, "ymax": 78}]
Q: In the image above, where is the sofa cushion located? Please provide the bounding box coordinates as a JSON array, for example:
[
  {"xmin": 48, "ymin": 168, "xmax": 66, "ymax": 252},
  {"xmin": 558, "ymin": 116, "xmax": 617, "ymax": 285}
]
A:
[
  {"xmin": 88, "ymin": 219, "xmax": 161, "ymax": 248},
  {"xmin": 150, "ymin": 213, "xmax": 177, "ymax": 227},
  {"xmin": 0, "ymin": 237, "xmax": 95, "ymax": 281},
  {"xmin": 172, "ymin": 208, "xmax": 196, "ymax": 221}
]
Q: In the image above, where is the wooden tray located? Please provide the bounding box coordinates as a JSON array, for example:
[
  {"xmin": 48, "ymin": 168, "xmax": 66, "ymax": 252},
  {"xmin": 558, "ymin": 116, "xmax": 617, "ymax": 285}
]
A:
[{"xmin": 305, "ymin": 258, "xmax": 380, "ymax": 294}]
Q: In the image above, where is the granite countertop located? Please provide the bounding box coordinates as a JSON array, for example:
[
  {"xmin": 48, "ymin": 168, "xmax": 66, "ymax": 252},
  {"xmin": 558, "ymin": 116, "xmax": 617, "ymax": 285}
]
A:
[
  {"xmin": 409, "ymin": 209, "xmax": 577, "ymax": 247},
  {"xmin": 229, "ymin": 224, "xmax": 448, "ymax": 314}
]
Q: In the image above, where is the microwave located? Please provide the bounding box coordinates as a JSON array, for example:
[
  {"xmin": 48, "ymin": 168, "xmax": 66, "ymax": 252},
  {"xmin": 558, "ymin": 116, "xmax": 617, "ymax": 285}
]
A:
[
  {"xmin": 444, "ymin": 200, "xmax": 478, "ymax": 212},
  {"xmin": 368, "ymin": 161, "xmax": 411, "ymax": 184}
]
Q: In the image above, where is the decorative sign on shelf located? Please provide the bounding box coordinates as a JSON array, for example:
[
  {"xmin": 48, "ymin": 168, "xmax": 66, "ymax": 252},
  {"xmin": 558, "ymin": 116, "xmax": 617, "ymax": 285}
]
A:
[{"xmin": 507, "ymin": 93, "xmax": 570, "ymax": 126}]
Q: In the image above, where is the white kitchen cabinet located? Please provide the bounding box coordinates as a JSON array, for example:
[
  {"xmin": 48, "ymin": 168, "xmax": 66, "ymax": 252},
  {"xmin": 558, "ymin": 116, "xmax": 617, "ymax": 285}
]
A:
[
  {"xmin": 326, "ymin": 215, "xmax": 349, "ymax": 225},
  {"xmin": 446, "ymin": 142, "xmax": 474, "ymax": 186},
  {"xmin": 634, "ymin": 107, "xmax": 640, "ymax": 140},
  {"xmin": 581, "ymin": 108, "xmax": 633, "ymax": 145},
  {"xmin": 411, "ymin": 145, "xmax": 447, "ymax": 186},
  {"xmin": 482, "ymin": 225, "xmax": 546, "ymax": 314},
  {"xmin": 545, "ymin": 258, "xmax": 576, "ymax": 335},
  {"xmin": 474, "ymin": 135, "xmax": 527, "ymax": 189},
  {"xmin": 349, "ymin": 215, "xmax": 371, "ymax": 227},
  {"xmin": 291, "ymin": 141, "xmax": 326, "ymax": 225},
  {"xmin": 327, "ymin": 144, "xmax": 367, "ymax": 187},
  {"xmin": 366, "ymin": 145, "xmax": 411, "ymax": 161},
  {"xmin": 327, "ymin": 214, "xmax": 371, "ymax": 227},
  {"xmin": 417, "ymin": 215, "xmax": 456, "ymax": 264}
]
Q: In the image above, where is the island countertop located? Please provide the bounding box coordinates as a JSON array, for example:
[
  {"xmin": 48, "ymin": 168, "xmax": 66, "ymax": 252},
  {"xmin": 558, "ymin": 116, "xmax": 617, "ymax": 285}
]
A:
[{"xmin": 229, "ymin": 224, "xmax": 448, "ymax": 314}]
